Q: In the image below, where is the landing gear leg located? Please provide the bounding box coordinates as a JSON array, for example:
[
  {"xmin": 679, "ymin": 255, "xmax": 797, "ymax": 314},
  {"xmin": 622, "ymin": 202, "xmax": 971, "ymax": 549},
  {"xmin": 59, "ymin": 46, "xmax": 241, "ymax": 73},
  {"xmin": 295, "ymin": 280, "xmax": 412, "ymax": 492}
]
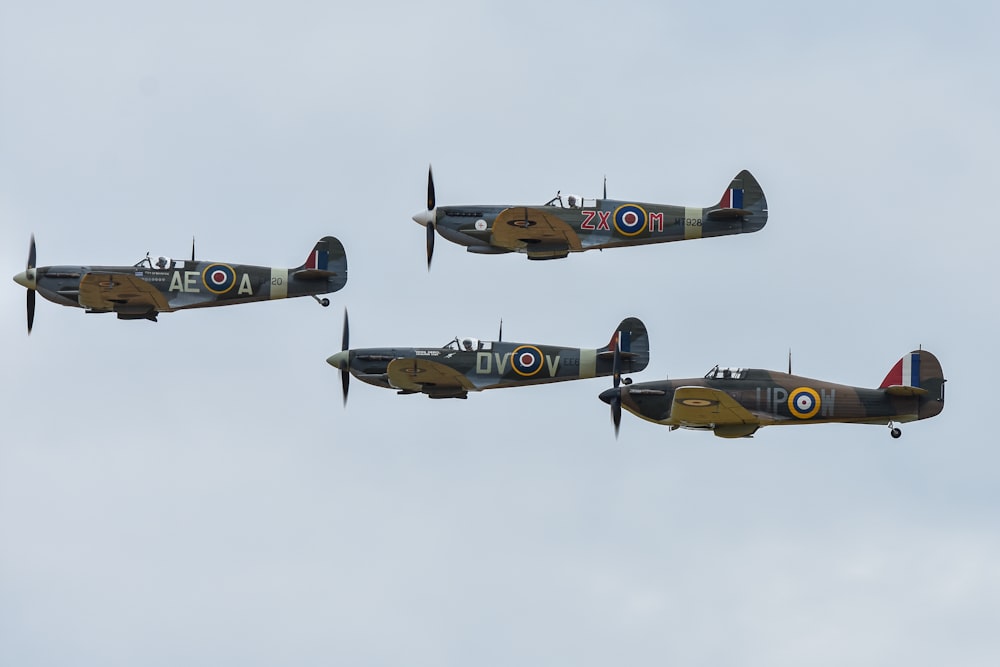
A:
[
  {"xmin": 311, "ymin": 295, "xmax": 331, "ymax": 307},
  {"xmin": 888, "ymin": 421, "xmax": 902, "ymax": 439}
]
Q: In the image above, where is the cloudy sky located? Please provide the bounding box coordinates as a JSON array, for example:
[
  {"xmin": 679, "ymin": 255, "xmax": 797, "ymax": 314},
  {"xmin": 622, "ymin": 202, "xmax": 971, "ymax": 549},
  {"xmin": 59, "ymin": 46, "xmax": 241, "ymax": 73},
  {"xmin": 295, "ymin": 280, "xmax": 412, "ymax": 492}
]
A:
[{"xmin": 2, "ymin": 1, "xmax": 998, "ymax": 665}]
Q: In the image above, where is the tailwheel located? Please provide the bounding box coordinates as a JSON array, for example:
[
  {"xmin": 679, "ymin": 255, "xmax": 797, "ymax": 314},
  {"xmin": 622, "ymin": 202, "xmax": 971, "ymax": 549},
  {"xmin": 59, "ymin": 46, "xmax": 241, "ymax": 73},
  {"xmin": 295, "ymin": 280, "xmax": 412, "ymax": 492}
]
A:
[
  {"xmin": 312, "ymin": 295, "xmax": 331, "ymax": 307},
  {"xmin": 888, "ymin": 422, "xmax": 902, "ymax": 439}
]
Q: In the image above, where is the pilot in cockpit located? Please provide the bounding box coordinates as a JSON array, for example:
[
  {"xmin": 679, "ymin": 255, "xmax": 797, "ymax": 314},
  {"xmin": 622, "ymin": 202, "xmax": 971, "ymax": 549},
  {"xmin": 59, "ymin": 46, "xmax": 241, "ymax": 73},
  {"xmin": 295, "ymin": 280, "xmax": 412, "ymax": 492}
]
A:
[
  {"xmin": 462, "ymin": 337, "xmax": 479, "ymax": 351},
  {"xmin": 156, "ymin": 256, "xmax": 169, "ymax": 269}
]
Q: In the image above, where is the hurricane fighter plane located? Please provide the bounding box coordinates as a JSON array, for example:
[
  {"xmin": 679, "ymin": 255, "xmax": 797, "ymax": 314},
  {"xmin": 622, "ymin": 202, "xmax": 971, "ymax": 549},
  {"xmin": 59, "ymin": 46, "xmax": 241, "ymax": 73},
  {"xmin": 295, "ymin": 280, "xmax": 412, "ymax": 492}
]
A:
[
  {"xmin": 327, "ymin": 313, "xmax": 649, "ymax": 401},
  {"xmin": 13, "ymin": 235, "xmax": 347, "ymax": 332},
  {"xmin": 412, "ymin": 167, "xmax": 767, "ymax": 266},
  {"xmin": 600, "ymin": 349, "xmax": 945, "ymax": 439}
]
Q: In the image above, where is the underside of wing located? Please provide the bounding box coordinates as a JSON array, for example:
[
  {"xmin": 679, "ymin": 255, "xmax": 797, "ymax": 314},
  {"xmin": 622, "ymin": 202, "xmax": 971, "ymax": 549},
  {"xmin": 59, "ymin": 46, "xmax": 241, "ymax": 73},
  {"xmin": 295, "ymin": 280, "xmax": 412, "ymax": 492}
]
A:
[
  {"xmin": 669, "ymin": 386, "xmax": 759, "ymax": 427},
  {"xmin": 386, "ymin": 358, "xmax": 475, "ymax": 398},
  {"xmin": 78, "ymin": 273, "xmax": 170, "ymax": 314},
  {"xmin": 490, "ymin": 207, "xmax": 583, "ymax": 258}
]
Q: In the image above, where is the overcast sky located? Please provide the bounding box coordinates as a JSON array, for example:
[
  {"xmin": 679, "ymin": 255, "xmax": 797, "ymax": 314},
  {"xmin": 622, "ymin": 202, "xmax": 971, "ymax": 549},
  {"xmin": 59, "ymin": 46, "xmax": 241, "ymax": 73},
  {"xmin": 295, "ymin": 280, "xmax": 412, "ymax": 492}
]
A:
[{"xmin": 2, "ymin": 1, "xmax": 999, "ymax": 665}]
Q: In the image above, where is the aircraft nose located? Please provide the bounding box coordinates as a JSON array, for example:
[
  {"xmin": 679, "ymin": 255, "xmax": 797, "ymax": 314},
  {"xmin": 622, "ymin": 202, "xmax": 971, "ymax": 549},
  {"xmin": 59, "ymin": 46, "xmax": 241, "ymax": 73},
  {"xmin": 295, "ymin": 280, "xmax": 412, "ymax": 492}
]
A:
[
  {"xmin": 412, "ymin": 210, "xmax": 434, "ymax": 227},
  {"xmin": 598, "ymin": 387, "xmax": 619, "ymax": 405},
  {"xmin": 13, "ymin": 269, "xmax": 36, "ymax": 290},
  {"xmin": 327, "ymin": 350, "xmax": 349, "ymax": 369}
]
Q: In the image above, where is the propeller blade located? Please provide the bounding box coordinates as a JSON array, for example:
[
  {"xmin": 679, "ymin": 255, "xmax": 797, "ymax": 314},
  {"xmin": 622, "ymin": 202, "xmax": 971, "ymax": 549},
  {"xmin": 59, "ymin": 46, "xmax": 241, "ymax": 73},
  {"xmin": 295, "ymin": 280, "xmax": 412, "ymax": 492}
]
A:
[
  {"xmin": 342, "ymin": 308, "xmax": 350, "ymax": 352},
  {"xmin": 599, "ymin": 386, "xmax": 624, "ymax": 438},
  {"xmin": 612, "ymin": 395, "xmax": 622, "ymax": 439},
  {"xmin": 26, "ymin": 235, "xmax": 37, "ymax": 334},
  {"xmin": 341, "ymin": 364, "xmax": 350, "ymax": 405},
  {"xmin": 27, "ymin": 289, "xmax": 35, "ymax": 335},
  {"xmin": 612, "ymin": 333, "xmax": 622, "ymax": 389},
  {"xmin": 426, "ymin": 220, "xmax": 435, "ymax": 270},
  {"xmin": 427, "ymin": 165, "xmax": 436, "ymax": 211},
  {"xmin": 341, "ymin": 310, "xmax": 351, "ymax": 405}
]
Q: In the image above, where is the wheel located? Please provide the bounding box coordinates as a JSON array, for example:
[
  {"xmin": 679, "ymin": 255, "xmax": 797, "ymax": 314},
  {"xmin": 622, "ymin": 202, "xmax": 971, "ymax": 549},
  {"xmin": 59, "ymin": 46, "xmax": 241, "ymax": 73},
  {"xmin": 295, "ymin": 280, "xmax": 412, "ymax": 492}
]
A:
[
  {"xmin": 321, "ymin": 298, "xmax": 330, "ymax": 307},
  {"xmin": 622, "ymin": 377, "xmax": 633, "ymax": 385},
  {"xmin": 890, "ymin": 427, "xmax": 901, "ymax": 439}
]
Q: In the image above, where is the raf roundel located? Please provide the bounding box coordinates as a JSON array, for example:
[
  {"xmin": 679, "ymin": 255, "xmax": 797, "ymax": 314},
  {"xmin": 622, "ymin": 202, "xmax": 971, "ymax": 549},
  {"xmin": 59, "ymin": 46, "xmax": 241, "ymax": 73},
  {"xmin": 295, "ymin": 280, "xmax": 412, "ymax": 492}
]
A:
[
  {"xmin": 511, "ymin": 345, "xmax": 544, "ymax": 377},
  {"xmin": 788, "ymin": 387, "xmax": 821, "ymax": 419},
  {"xmin": 613, "ymin": 204, "xmax": 647, "ymax": 237},
  {"xmin": 681, "ymin": 398, "xmax": 715, "ymax": 407},
  {"xmin": 202, "ymin": 263, "xmax": 237, "ymax": 294}
]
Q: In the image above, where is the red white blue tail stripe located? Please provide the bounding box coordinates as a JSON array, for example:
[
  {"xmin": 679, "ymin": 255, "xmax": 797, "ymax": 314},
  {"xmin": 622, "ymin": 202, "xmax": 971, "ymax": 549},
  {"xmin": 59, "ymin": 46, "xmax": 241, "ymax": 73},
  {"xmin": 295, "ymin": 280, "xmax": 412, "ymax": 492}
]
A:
[
  {"xmin": 880, "ymin": 352, "xmax": 922, "ymax": 388},
  {"xmin": 719, "ymin": 187, "xmax": 744, "ymax": 209},
  {"xmin": 306, "ymin": 248, "xmax": 329, "ymax": 270},
  {"xmin": 619, "ymin": 329, "xmax": 631, "ymax": 353}
]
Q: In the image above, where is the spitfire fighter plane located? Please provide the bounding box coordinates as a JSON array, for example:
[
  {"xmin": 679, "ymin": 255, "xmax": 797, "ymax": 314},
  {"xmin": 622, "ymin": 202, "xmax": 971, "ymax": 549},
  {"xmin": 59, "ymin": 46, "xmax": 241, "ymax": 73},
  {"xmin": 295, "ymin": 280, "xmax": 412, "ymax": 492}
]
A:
[
  {"xmin": 327, "ymin": 313, "xmax": 649, "ymax": 401},
  {"xmin": 600, "ymin": 349, "xmax": 945, "ymax": 439},
  {"xmin": 413, "ymin": 167, "xmax": 767, "ymax": 266},
  {"xmin": 13, "ymin": 235, "xmax": 347, "ymax": 332}
]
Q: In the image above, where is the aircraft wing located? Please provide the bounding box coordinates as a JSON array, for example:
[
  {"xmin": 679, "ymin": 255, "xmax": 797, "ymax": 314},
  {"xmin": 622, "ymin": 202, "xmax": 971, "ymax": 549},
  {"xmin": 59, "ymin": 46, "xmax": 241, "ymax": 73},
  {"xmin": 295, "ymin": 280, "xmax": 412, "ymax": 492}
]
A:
[
  {"xmin": 386, "ymin": 358, "xmax": 476, "ymax": 398},
  {"xmin": 78, "ymin": 273, "xmax": 171, "ymax": 313},
  {"xmin": 669, "ymin": 386, "xmax": 759, "ymax": 426},
  {"xmin": 490, "ymin": 207, "xmax": 583, "ymax": 254}
]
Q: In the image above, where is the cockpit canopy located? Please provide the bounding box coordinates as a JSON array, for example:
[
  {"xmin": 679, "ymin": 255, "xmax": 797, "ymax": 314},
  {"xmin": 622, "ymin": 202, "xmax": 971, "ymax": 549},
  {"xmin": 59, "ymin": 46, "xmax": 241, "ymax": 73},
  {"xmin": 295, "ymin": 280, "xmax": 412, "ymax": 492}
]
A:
[
  {"xmin": 443, "ymin": 337, "xmax": 492, "ymax": 352},
  {"xmin": 705, "ymin": 365, "xmax": 748, "ymax": 380},
  {"xmin": 544, "ymin": 191, "xmax": 598, "ymax": 209},
  {"xmin": 134, "ymin": 254, "xmax": 185, "ymax": 270}
]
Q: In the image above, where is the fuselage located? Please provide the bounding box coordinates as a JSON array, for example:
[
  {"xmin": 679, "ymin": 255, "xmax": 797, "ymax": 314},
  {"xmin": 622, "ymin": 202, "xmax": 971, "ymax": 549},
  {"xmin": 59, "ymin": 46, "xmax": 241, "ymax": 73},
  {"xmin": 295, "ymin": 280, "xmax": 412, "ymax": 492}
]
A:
[
  {"xmin": 25, "ymin": 259, "xmax": 341, "ymax": 313},
  {"xmin": 432, "ymin": 197, "xmax": 764, "ymax": 254},
  {"xmin": 338, "ymin": 341, "xmax": 606, "ymax": 392},
  {"xmin": 616, "ymin": 368, "xmax": 939, "ymax": 429}
]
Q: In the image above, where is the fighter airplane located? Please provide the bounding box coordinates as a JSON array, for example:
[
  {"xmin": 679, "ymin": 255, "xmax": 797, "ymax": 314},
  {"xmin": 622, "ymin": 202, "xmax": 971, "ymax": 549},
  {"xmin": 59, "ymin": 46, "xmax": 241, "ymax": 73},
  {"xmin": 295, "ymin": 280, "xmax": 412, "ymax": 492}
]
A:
[
  {"xmin": 412, "ymin": 166, "xmax": 767, "ymax": 266},
  {"xmin": 599, "ymin": 349, "xmax": 945, "ymax": 439},
  {"xmin": 13, "ymin": 235, "xmax": 347, "ymax": 332},
  {"xmin": 327, "ymin": 312, "xmax": 649, "ymax": 401}
]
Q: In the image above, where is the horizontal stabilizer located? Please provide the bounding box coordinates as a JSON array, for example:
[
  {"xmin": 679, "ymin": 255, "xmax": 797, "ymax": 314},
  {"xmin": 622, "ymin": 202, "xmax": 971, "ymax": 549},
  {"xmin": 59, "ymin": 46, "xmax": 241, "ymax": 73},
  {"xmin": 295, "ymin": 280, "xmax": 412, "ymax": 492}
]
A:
[
  {"xmin": 706, "ymin": 208, "xmax": 752, "ymax": 221},
  {"xmin": 293, "ymin": 268, "xmax": 338, "ymax": 281},
  {"xmin": 883, "ymin": 385, "xmax": 929, "ymax": 397},
  {"xmin": 597, "ymin": 350, "xmax": 638, "ymax": 360}
]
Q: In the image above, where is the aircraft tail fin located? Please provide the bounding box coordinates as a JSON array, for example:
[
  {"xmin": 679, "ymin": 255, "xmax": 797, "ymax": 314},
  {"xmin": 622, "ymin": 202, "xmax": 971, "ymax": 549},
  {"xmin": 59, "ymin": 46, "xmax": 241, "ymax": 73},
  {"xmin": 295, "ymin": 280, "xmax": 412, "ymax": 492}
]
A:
[
  {"xmin": 293, "ymin": 236, "xmax": 348, "ymax": 289},
  {"xmin": 879, "ymin": 349, "xmax": 945, "ymax": 420},
  {"xmin": 598, "ymin": 317, "xmax": 649, "ymax": 374},
  {"xmin": 706, "ymin": 170, "xmax": 768, "ymax": 232}
]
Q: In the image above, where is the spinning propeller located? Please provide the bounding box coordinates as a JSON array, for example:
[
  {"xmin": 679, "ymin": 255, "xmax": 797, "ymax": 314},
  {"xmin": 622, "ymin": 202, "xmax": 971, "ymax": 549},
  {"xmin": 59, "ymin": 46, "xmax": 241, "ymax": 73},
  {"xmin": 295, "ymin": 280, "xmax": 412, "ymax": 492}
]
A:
[
  {"xmin": 323, "ymin": 309, "xmax": 354, "ymax": 405},
  {"xmin": 610, "ymin": 334, "xmax": 623, "ymax": 438},
  {"xmin": 597, "ymin": 332, "xmax": 637, "ymax": 438},
  {"xmin": 411, "ymin": 165, "xmax": 437, "ymax": 269},
  {"xmin": 13, "ymin": 235, "xmax": 38, "ymax": 334}
]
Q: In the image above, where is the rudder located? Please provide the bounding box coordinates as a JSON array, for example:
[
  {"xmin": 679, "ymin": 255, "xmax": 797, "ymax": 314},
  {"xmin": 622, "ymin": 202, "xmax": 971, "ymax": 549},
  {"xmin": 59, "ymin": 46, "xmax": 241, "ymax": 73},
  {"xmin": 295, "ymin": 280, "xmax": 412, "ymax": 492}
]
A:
[
  {"xmin": 707, "ymin": 170, "xmax": 768, "ymax": 233},
  {"xmin": 603, "ymin": 317, "xmax": 649, "ymax": 374},
  {"xmin": 880, "ymin": 349, "xmax": 945, "ymax": 420},
  {"xmin": 294, "ymin": 236, "xmax": 348, "ymax": 291}
]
